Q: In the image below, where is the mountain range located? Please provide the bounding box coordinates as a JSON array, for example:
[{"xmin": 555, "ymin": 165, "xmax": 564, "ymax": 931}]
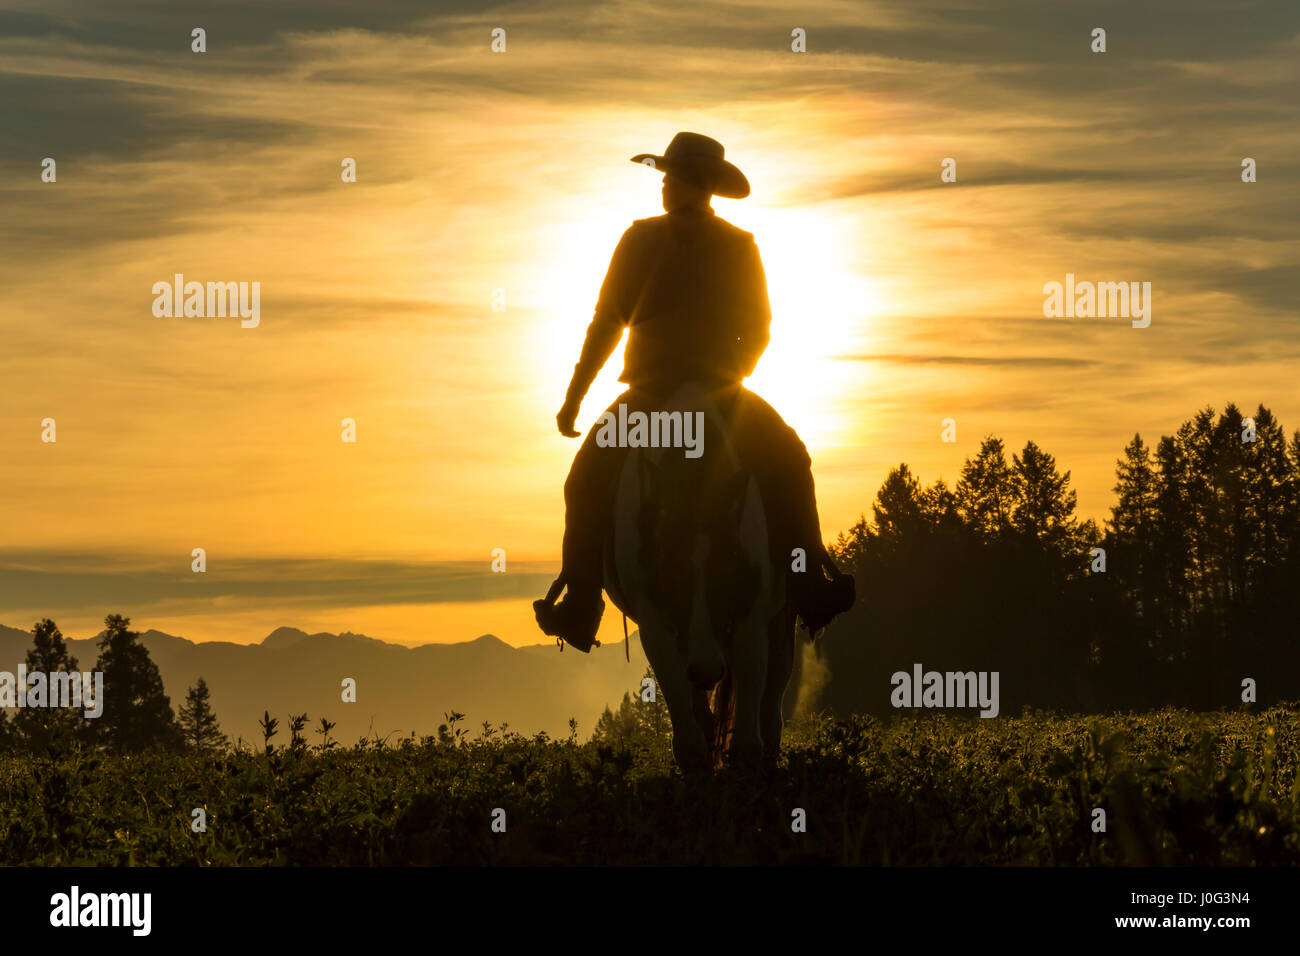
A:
[{"xmin": 0, "ymin": 623, "xmax": 651, "ymax": 746}]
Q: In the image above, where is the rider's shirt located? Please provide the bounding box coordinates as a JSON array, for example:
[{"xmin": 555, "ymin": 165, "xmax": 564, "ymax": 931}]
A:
[{"xmin": 565, "ymin": 204, "xmax": 772, "ymax": 404}]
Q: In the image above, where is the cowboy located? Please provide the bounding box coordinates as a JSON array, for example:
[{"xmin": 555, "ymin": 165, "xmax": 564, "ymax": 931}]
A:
[{"xmin": 534, "ymin": 132, "xmax": 855, "ymax": 651}]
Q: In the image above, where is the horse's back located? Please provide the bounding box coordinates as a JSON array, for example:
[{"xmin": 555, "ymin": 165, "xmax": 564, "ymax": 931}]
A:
[{"xmin": 604, "ymin": 382, "xmax": 782, "ymax": 624}]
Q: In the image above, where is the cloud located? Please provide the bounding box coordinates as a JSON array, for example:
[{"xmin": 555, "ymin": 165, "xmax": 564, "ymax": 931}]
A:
[
  {"xmin": 836, "ymin": 353, "xmax": 1100, "ymax": 368},
  {"xmin": 0, "ymin": 551, "xmax": 555, "ymax": 616}
]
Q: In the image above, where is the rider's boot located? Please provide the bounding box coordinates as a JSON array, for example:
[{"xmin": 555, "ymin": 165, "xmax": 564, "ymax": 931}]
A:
[
  {"xmin": 533, "ymin": 582, "xmax": 604, "ymax": 652},
  {"xmin": 535, "ymin": 420, "xmax": 617, "ymax": 651},
  {"xmin": 793, "ymin": 548, "xmax": 856, "ymax": 636},
  {"xmin": 533, "ymin": 500, "xmax": 605, "ymax": 652}
]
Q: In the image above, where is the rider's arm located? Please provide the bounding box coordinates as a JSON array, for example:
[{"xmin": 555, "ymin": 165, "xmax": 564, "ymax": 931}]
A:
[
  {"xmin": 734, "ymin": 236, "xmax": 772, "ymax": 378},
  {"xmin": 564, "ymin": 226, "xmax": 638, "ymax": 407}
]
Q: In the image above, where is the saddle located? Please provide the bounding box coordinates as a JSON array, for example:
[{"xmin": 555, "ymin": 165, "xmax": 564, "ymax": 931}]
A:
[{"xmin": 537, "ymin": 383, "xmax": 854, "ymax": 652}]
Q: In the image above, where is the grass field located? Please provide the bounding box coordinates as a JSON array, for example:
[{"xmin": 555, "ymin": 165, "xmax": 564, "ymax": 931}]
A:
[{"xmin": 3, "ymin": 707, "xmax": 1299, "ymax": 866}]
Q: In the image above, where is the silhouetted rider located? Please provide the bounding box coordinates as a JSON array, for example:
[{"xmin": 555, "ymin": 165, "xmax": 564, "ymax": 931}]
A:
[{"xmin": 535, "ymin": 132, "xmax": 855, "ymax": 651}]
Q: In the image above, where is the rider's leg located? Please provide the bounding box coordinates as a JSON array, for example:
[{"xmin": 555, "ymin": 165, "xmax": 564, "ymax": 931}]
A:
[
  {"xmin": 727, "ymin": 390, "xmax": 855, "ymax": 633},
  {"xmin": 534, "ymin": 391, "xmax": 634, "ymax": 650}
]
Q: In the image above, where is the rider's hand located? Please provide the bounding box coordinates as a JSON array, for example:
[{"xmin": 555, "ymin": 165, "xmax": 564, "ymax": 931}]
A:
[{"xmin": 556, "ymin": 399, "xmax": 581, "ymax": 438}]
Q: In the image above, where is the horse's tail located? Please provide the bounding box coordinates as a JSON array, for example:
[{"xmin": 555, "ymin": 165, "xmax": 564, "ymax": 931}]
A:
[{"xmin": 707, "ymin": 669, "xmax": 735, "ymax": 770}]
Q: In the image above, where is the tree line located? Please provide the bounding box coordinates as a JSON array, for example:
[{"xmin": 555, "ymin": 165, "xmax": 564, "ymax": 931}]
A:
[
  {"xmin": 0, "ymin": 614, "xmax": 226, "ymax": 753},
  {"xmin": 819, "ymin": 402, "xmax": 1300, "ymax": 715}
]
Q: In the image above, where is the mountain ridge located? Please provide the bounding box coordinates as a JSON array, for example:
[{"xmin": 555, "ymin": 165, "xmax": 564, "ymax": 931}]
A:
[{"xmin": 0, "ymin": 623, "xmax": 649, "ymax": 745}]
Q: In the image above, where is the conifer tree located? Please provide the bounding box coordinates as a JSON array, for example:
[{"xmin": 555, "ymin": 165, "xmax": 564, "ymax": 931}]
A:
[
  {"xmin": 592, "ymin": 667, "xmax": 671, "ymax": 743},
  {"xmin": 15, "ymin": 618, "xmax": 85, "ymax": 750},
  {"xmin": 92, "ymin": 614, "xmax": 181, "ymax": 752},
  {"xmin": 178, "ymin": 677, "xmax": 228, "ymax": 752},
  {"xmin": 956, "ymin": 437, "xmax": 1014, "ymax": 538}
]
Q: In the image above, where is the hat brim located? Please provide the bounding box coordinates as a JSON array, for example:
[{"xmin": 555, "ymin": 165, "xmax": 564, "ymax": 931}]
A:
[{"xmin": 630, "ymin": 153, "xmax": 750, "ymax": 199}]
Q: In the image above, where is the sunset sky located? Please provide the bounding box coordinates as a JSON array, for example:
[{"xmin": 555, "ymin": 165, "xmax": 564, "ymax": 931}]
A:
[{"xmin": 2, "ymin": 0, "xmax": 1297, "ymax": 646}]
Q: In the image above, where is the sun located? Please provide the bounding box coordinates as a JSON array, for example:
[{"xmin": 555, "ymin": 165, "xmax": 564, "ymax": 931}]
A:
[{"xmin": 731, "ymin": 202, "xmax": 880, "ymax": 446}]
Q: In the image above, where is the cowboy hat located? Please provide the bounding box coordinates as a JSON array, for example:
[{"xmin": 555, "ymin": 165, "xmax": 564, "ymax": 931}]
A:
[{"xmin": 631, "ymin": 131, "xmax": 750, "ymax": 199}]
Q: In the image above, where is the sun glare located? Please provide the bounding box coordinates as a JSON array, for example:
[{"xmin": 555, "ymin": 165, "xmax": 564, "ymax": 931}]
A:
[{"xmin": 735, "ymin": 202, "xmax": 879, "ymax": 446}]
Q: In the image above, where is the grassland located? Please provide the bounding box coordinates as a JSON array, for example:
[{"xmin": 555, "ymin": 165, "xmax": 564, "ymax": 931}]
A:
[{"xmin": 3, "ymin": 707, "xmax": 1299, "ymax": 865}]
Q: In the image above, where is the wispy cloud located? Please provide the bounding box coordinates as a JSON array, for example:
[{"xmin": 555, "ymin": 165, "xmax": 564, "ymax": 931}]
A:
[{"xmin": 838, "ymin": 353, "xmax": 1103, "ymax": 368}]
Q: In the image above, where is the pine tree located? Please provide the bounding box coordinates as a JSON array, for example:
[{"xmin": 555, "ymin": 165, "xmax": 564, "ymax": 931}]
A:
[
  {"xmin": 15, "ymin": 618, "xmax": 85, "ymax": 751},
  {"xmin": 92, "ymin": 614, "xmax": 182, "ymax": 752},
  {"xmin": 871, "ymin": 465, "xmax": 925, "ymax": 543},
  {"xmin": 1108, "ymin": 434, "xmax": 1159, "ymax": 616},
  {"xmin": 1010, "ymin": 440, "xmax": 1080, "ymax": 552},
  {"xmin": 1288, "ymin": 430, "xmax": 1300, "ymax": 567},
  {"xmin": 956, "ymin": 437, "xmax": 1014, "ymax": 538},
  {"xmin": 592, "ymin": 667, "xmax": 671, "ymax": 743},
  {"xmin": 1151, "ymin": 432, "xmax": 1194, "ymax": 667},
  {"xmin": 1110, "ymin": 435, "xmax": 1157, "ymax": 542},
  {"xmin": 1240, "ymin": 405, "xmax": 1295, "ymax": 574},
  {"xmin": 830, "ymin": 514, "xmax": 872, "ymax": 575},
  {"xmin": 178, "ymin": 677, "xmax": 228, "ymax": 752},
  {"xmin": 920, "ymin": 478, "xmax": 961, "ymax": 532}
]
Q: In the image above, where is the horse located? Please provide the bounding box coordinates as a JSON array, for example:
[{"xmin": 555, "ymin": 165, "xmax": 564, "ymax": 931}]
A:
[{"xmin": 601, "ymin": 382, "xmax": 798, "ymax": 772}]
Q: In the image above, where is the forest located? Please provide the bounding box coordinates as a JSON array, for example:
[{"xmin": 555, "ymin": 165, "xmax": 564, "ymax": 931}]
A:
[{"xmin": 818, "ymin": 402, "xmax": 1300, "ymax": 715}]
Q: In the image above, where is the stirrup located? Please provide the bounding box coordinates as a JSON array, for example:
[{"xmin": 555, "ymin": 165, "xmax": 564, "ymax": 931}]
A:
[{"xmin": 533, "ymin": 587, "xmax": 604, "ymax": 654}]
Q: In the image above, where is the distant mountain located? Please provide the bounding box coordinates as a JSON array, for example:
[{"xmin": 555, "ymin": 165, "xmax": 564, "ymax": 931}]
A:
[{"xmin": 0, "ymin": 623, "xmax": 650, "ymax": 746}]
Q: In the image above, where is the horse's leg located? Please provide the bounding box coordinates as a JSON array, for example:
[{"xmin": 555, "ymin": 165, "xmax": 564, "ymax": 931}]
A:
[
  {"xmin": 639, "ymin": 620, "xmax": 709, "ymax": 772},
  {"xmin": 728, "ymin": 612, "xmax": 768, "ymax": 766},
  {"xmin": 760, "ymin": 607, "xmax": 797, "ymax": 763}
]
